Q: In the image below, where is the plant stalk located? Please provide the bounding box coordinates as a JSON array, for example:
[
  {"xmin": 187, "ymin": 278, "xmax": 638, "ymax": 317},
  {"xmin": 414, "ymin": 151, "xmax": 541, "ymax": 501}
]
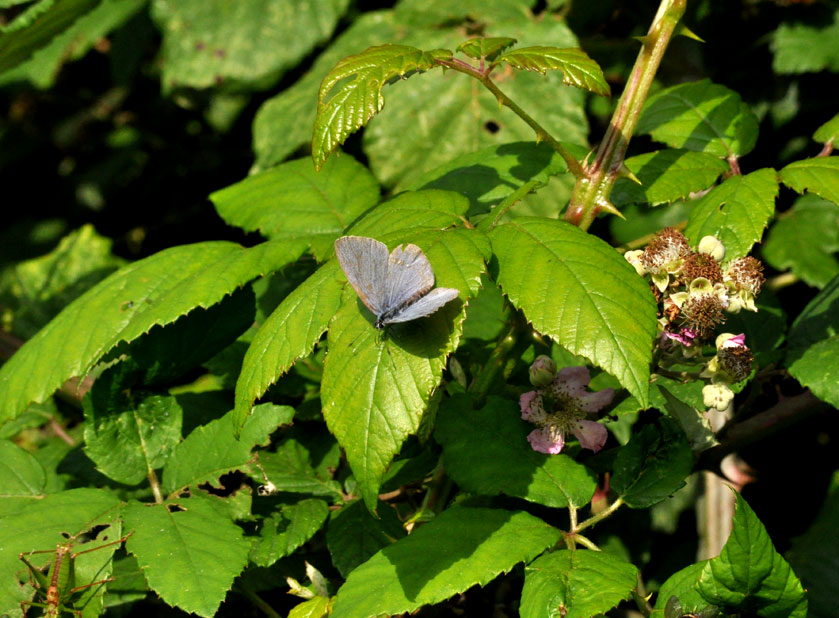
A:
[{"xmin": 566, "ymin": 0, "xmax": 687, "ymax": 230}]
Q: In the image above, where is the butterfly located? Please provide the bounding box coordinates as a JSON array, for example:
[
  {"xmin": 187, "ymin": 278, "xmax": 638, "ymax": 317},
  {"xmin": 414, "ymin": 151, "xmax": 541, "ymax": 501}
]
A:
[{"xmin": 334, "ymin": 236, "xmax": 459, "ymax": 329}]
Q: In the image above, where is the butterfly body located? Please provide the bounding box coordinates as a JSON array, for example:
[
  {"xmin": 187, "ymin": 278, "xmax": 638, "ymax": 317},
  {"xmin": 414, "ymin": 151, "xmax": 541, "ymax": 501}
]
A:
[{"xmin": 334, "ymin": 236, "xmax": 459, "ymax": 329}]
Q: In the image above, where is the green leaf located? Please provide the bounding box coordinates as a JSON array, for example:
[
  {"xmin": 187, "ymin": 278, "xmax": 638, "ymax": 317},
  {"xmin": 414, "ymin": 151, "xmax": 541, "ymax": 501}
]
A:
[
  {"xmin": 785, "ymin": 274, "xmax": 839, "ymax": 406},
  {"xmin": 435, "ymin": 395, "xmax": 597, "ymax": 508},
  {"xmin": 0, "ymin": 224, "xmax": 123, "ymax": 339},
  {"xmin": 657, "ymin": 386, "xmax": 716, "ymax": 453},
  {"xmin": 457, "ymin": 37, "xmax": 517, "ymax": 61},
  {"xmin": 697, "ymin": 493, "xmax": 807, "ymax": 618},
  {"xmin": 612, "ymin": 149, "xmax": 728, "ymax": 207},
  {"xmin": 250, "ymin": 499, "xmax": 329, "ymax": 567},
  {"xmin": 151, "ymin": 0, "xmax": 349, "ymax": 92},
  {"xmin": 490, "ymin": 218, "xmax": 656, "ymax": 407},
  {"xmin": 233, "ymin": 263, "xmax": 343, "ymax": 431},
  {"xmin": 610, "ymin": 201, "xmax": 693, "ymax": 246},
  {"xmin": 330, "ymin": 506, "xmax": 561, "ymax": 618},
  {"xmin": 394, "ymin": 0, "xmax": 534, "ymax": 27},
  {"xmin": 611, "ymin": 417, "xmax": 693, "ymax": 508},
  {"xmin": 312, "ymin": 43, "xmax": 451, "ymax": 170},
  {"xmin": 0, "ymin": 0, "xmax": 97, "ymax": 75},
  {"xmin": 252, "ymin": 10, "xmax": 401, "ymax": 170},
  {"xmin": 124, "ymin": 496, "xmax": 251, "ymax": 618},
  {"xmin": 787, "ymin": 472, "xmax": 839, "ymax": 618},
  {"xmin": 0, "ymin": 239, "xmax": 306, "ymax": 424},
  {"xmin": 347, "ymin": 189, "xmax": 473, "ymax": 237},
  {"xmin": 779, "ymin": 157, "xmax": 839, "ymax": 205},
  {"xmin": 683, "ymin": 168, "xmax": 778, "ymax": 259},
  {"xmin": 210, "ymin": 154, "xmax": 380, "ymax": 261},
  {"xmin": 364, "ymin": 18, "xmax": 588, "ymax": 188},
  {"xmin": 0, "ymin": 0, "xmax": 145, "ymax": 89},
  {"xmin": 83, "ymin": 392, "xmax": 183, "ymax": 486},
  {"xmin": 0, "ymin": 439, "xmax": 46, "ymax": 499},
  {"xmin": 289, "ymin": 596, "xmax": 331, "ymax": 618},
  {"xmin": 327, "ymin": 499, "xmax": 406, "ymax": 578},
  {"xmin": 637, "ymin": 79, "xmax": 759, "ymax": 157},
  {"xmin": 520, "ymin": 550, "xmax": 638, "ymax": 618},
  {"xmin": 653, "ymin": 561, "xmax": 710, "ymax": 616},
  {"xmin": 406, "ymin": 141, "xmax": 585, "ymax": 217},
  {"xmin": 813, "ymin": 112, "xmax": 839, "ymax": 144},
  {"xmin": 763, "ymin": 195, "xmax": 839, "ymax": 288},
  {"xmin": 771, "ymin": 11, "xmax": 839, "ymax": 74},
  {"xmin": 162, "ymin": 404, "xmax": 293, "ymax": 495},
  {"xmin": 322, "ymin": 228, "xmax": 487, "ymax": 510},
  {"xmin": 0, "ymin": 488, "xmax": 123, "ymax": 618},
  {"xmin": 248, "ymin": 439, "xmax": 342, "ymax": 500},
  {"xmin": 493, "ymin": 46, "xmax": 610, "ymax": 96}
]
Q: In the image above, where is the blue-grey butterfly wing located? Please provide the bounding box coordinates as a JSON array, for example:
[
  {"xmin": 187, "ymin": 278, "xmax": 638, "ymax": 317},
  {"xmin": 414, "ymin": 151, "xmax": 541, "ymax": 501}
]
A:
[
  {"xmin": 334, "ymin": 236, "xmax": 389, "ymax": 316},
  {"xmin": 385, "ymin": 243, "xmax": 435, "ymax": 311},
  {"xmin": 382, "ymin": 287, "xmax": 459, "ymax": 325}
]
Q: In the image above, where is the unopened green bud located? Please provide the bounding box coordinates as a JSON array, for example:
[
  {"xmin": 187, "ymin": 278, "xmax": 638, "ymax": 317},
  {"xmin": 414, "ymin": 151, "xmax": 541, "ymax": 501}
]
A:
[
  {"xmin": 529, "ymin": 355, "xmax": 557, "ymax": 387},
  {"xmin": 698, "ymin": 236, "xmax": 725, "ymax": 261}
]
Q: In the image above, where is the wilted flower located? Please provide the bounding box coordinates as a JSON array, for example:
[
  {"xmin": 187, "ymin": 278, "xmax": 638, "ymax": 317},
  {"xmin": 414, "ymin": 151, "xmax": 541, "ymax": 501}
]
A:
[
  {"xmin": 624, "ymin": 249, "xmax": 647, "ymax": 276},
  {"xmin": 641, "ymin": 228, "xmax": 692, "ymax": 292},
  {"xmin": 700, "ymin": 333, "xmax": 753, "ymax": 411},
  {"xmin": 519, "ymin": 366, "xmax": 613, "ymax": 455},
  {"xmin": 724, "ymin": 257, "xmax": 764, "ymax": 313}
]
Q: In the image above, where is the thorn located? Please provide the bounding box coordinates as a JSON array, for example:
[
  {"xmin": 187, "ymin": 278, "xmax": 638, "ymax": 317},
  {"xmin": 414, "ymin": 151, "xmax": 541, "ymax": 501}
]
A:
[
  {"xmin": 633, "ymin": 35, "xmax": 653, "ymax": 47},
  {"xmin": 619, "ymin": 163, "xmax": 642, "ymax": 185},
  {"xmin": 597, "ymin": 200, "xmax": 624, "ymax": 219},
  {"xmin": 675, "ymin": 24, "xmax": 705, "ymax": 42},
  {"xmin": 535, "ymin": 133, "xmax": 542, "ymax": 144}
]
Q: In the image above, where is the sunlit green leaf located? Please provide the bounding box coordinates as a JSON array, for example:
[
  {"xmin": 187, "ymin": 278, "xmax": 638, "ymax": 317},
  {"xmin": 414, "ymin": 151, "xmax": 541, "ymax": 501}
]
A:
[
  {"xmin": 457, "ymin": 37, "xmax": 516, "ymax": 61},
  {"xmin": 494, "ymin": 46, "xmax": 610, "ymax": 96},
  {"xmin": 813, "ymin": 112, "xmax": 839, "ymax": 145},
  {"xmin": 779, "ymin": 157, "xmax": 839, "ymax": 205},
  {"xmin": 250, "ymin": 499, "xmax": 329, "ymax": 567}
]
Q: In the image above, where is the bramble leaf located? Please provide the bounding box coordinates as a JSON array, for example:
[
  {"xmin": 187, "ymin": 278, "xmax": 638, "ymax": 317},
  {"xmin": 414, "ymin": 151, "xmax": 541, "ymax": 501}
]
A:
[
  {"xmin": 612, "ymin": 149, "xmax": 728, "ymax": 206},
  {"xmin": 813, "ymin": 112, "xmax": 839, "ymax": 145},
  {"xmin": 457, "ymin": 37, "xmax": 516, "ymax": 61},
  {"xmin": 250, "ymin": 499, "xmax": 329, "ymax": 567},
  {"xmin": 312, "ymin": 44, "xmax": 451, "ymax": 170},
  {"xmin": 493, "ymin": 46, "xmax": 610, "ymax": 96},
  {"xmin": 683, "ymin": 168, "xmax": 778, "ymax": 259},
  {"xmin": 637, "ymin": 79, "xmax": 759, "ymax": 157},
  {"xmin": 771, "ymin": 11, "xmax": 839, "ymax": 74},
  {"xmin": 763, "ymin": 195, "xmax": 839, "ymax": 289},
  {"xmin": 210, "ymin": 154, "xmax": 380, "ymax": 262},
  {"xmin": 490, "ymin": 218, "xmax": 656, "ymax": 406},
  {"xmin": 330, "ymin": 507, "xmax": 561, "ymax": 618},
  {"xmin": 322, "ymin": 228, "xmax": 487, "ymax": 510},
  {"xmin": 435, "ymin": 395, "xmax": 597, "ymax": 508},
  {"xmin": 0, "ymin": 240, "xmax": 306, "ymax": 424},
  {"xmin": 327, "ymin": 499, "xmax": 406, "ymax": 577},
  {"xmin": 520, "ymin": 550, "xmax": 638, "ymax": 618},
  {"xmin": 779, "ymin": 157, "xmax": 839, "ymax": 205}
]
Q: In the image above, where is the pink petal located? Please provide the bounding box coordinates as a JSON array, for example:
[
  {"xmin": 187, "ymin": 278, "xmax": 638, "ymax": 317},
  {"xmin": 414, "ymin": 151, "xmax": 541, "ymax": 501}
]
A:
[
  {"xmin": 519, "ymin": 391, "xmax": 546, "ymax": 424},
  {"xmin": 552, "ymin": 366, "xmax": 591, "ymax": 397},
  {"xmin": 577, "ymin": 388, "xmax": 615, "ymax": 413},
  {"xmin": 572, "ymin": 420, "xmax": 608, "ymax": 453},
  {"xmin": 722, "ymin": 333, "xmax": 746, "ymax": 348},
  {"xmin": 527, "ymin": 426, "xmax": 565, "ymax": 455}
]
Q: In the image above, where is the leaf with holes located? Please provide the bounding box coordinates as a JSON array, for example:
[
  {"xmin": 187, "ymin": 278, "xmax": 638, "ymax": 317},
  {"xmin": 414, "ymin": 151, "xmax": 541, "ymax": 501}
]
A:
[
  {"xmin": 490, "ymin": 218, "xmax": 656, "ymax": 407},
  {"xmin": 312, "ymin": 44, "xmax": 451, "ymax": 170},
  {"xmin": 683, "ymin": 168, "xmax": 778, "ymax": 259},
  {"xmin": 493, "ymin": 46, "xmax": 609, "ymax": 96}
]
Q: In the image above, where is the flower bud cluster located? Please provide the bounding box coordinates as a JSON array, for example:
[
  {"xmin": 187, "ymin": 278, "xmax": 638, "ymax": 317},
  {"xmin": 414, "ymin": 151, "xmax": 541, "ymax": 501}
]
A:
[
  {"xmin": 700, "ymin": 333, "xmax": 754, "ymax": 411},
  {"xmin": 624, "ymin": 228, "xmax": 764, "ymax": 349}
]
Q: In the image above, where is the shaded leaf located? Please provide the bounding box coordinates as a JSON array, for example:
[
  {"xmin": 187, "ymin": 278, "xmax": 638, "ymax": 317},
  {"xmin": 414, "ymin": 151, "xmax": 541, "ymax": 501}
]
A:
[
  {"xmin": 494, "ymin": 46, "xmax": 610, "ymax": 96},
  {"xmin": 151, "ymin": 0, "xmax": 349, "ymax": 92},
  {"xmin": 779, "ymin": 157, "xmax": 839, "ymax": 205},
  {"xmin": 683, "ymin": 168, "xmax": 778, "ymax": 259},
  {"xmin": 210, "ymin": 154, "xmax": 380, "ymax": 261},
  {"xmin": 248, "ymin": 439, "xmax": 342, "ymax": 500},
  {"xmin": 289, "ymin": 596, "xmax": 331, "ymax": 618},
  {"xmin": 490, "ymin": 218, "xmax": 656, "ymax": 406},
  {"xmin": 520, "ymin": 550, "xmax": 638, "ymax": 618},
  {"xmin": 435, "ymin": 395, "xmax": 597, "ymax": 508},
  {"xmin": 611, "ymin": 417, "xmax": 693, "ymax": 508},
  {"xmin": 771, "ymin": 11, "xmax": 839, "ymax": 74},
  {"xmin": 0, "ymin": 439, "xmax": 46, "ymax": 499},
  {"xmin": 250, "ymin": 499, "xmax": 329, "ymax": 567},
  {"xmin": 763, "ymin": 195, "xmax": 839, "ymax": 289},
  {"xmin": 612, "ymin": 149, "xmax": 728, "ymax": 207},
  {"xmin": 637, "ymin": 79, "xmax": 759, "ymax": 157},
  {"xmin": 330, "ymin": 506, "xmax": 561, "ymax": 618},
  {"xmin": 327, "ymin": 499, "xmax": 406, "ymax": 577}
]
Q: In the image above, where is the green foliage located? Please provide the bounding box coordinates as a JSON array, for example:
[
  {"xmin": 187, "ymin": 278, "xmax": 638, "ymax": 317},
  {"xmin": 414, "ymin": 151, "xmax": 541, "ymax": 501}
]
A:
[
  {"xmin": 779, "ymin": 156, "xmax": 839, "ymax": 205},
  {"xmin": 493, "ymin": 46, "xmax": 610, "ymax": 96},
  {"xmin": 771, "ymin": 9, "xmax": 839, "ymax": 74}
]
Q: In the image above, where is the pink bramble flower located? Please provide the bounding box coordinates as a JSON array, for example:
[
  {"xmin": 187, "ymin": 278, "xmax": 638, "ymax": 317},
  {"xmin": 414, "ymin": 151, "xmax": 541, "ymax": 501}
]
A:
[{"xmin": 519, "ymin": 366, "xmax": 614, "ymax": 455}]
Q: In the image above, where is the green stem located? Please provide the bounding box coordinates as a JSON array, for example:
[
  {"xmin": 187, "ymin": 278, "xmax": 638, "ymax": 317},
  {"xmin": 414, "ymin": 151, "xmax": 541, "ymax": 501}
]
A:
[
  {"xmin": 467, "ymin": 313, "xmax": 522, "ymax": 403},
  {"xmin": 236, "ymin": 582, "xmax": 282, "ymax": 618},
  {"xmin": 566, "ymin": 0, "xmax": 687, "ymax": 231},
  {"xmin": 574, "ymin": 497, "xmax": 624, "ymax": 534},
  {"xmin": 435, "ymin": 58, "xmax": 585, "ymax": 178}
]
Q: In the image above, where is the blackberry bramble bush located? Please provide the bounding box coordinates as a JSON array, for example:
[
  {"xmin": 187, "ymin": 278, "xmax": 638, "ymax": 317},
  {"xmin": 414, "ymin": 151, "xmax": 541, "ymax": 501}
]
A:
[{"xmin": 1, "ymin": 1, "xmax": 837, "ymax": 617}]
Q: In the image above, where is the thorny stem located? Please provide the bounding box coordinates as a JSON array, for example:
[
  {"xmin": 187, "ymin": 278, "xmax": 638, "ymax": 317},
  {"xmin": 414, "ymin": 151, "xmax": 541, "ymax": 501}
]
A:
[
  {"xmin": 632, "ymin": 573, "xmax": 654, "ymax": 617},
  {"xmin": 434, "ymin": 57, "xmax": 586, "ymax": 177},
  {"xmin": 566, "ymin": 0, "xmax": 687, "ymax": 231}
]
